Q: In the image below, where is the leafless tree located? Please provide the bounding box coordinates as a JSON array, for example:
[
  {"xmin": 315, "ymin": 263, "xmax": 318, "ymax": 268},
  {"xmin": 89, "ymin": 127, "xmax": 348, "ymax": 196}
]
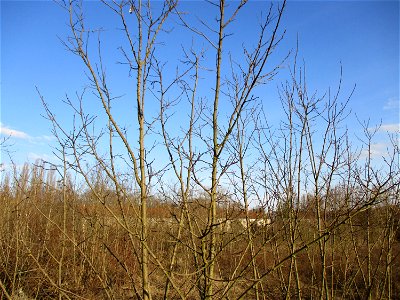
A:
[{"xmin": 15, "ymin": 1, "xmax": 397, "ymax": 299}]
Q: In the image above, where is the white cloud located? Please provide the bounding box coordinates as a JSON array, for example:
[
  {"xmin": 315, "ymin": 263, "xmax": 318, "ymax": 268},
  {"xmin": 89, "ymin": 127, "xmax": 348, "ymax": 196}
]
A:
[
  {"xmin": 29, "ymin": 135, "xmax": 57, "ymax": 144},
  {"xmin": 370, "ymin": 143, "xmax": 387, "ymax": 157},
  {"xmin": 0, "ymin": 123, "xmax": 30, "ymax": 139},
  {"xmin": 383, "ymin": 97, "xmax": 399, "ymax": 110},
  {"xmin": 40, "ymin": 135, "xmax": 56, "ymax": 141},
  {"xmin": 360, "ymin": 143, "xmax": 388, "ymax": 159},
  {"xmin": 0, "ymin": 123, "xmax": 55, "ymax": 143},
  {"xmin": 27, "ymin": 152, "xmax": 57, "ymax": 164},
  {"xmin": 379, "ymin": 123, "xmax": 399, "ymax": 133}
]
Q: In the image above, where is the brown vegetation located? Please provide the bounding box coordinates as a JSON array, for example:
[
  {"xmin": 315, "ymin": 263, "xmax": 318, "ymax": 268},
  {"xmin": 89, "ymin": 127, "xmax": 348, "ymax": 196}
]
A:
[{"xmin": 0, "ymin": 162, "xmax": 399, "ymax": 299}]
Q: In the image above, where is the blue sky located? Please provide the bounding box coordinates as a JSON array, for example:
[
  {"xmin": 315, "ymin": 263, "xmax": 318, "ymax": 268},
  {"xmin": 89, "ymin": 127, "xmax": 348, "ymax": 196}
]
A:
[{"xmin": 1, "ymin": 0, "xmax": 399, "ymax": 170}]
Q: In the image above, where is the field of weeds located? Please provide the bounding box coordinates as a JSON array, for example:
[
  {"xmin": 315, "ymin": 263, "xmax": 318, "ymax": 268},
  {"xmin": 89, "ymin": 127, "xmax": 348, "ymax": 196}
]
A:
[{"xmin": 1, "ymin": 163, "xmax": 399, "ymax": 299}]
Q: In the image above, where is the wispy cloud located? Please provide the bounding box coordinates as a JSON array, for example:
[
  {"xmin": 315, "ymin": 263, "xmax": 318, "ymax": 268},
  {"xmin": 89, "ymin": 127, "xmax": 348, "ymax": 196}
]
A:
[
  {"xmin": 360, "ymin": 142, "xmax": 388, "ymax": 159},
  {"xmin": 40, "ymin": 135, "xmax": 55, "ymax": 141},
  {"xmin": 383, "ymin": 97, "xmax": 399, "ymax": 110},
  {"xmin": 0, "ymin": 123, "xmax": 30, "ymax": 139},
  {"xmin": 0, "ymin": 123, "xmax": 55, "ymax": 143},
  {"xmin": 27, "ymin": 152, "xmax": 57, "ymax": 163},
  {"xmin": 29, "ymin": 135, "xmax": 57, "ymax": 144},
  {"xmin": 379, "ymin": 123, "xmax": 399, "ymax": 133}
]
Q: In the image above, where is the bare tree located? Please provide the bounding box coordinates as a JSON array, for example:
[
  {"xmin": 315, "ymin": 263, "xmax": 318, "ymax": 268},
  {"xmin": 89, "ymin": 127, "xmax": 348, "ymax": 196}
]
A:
[{"xmin": 19, "ymin": 1, "xmax": 398, "ymax": 299}]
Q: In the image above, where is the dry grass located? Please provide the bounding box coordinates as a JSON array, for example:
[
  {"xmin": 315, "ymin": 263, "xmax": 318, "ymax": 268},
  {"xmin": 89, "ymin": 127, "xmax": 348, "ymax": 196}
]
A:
[{"xmin": 1, "ymin": 164, "xmax": 399, "ymax": 299}]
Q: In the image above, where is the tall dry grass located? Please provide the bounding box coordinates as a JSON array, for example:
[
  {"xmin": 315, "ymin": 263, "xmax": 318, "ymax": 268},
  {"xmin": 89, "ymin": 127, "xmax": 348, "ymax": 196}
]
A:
[{"xmin": 1, "ymin": 162, "xmax": 399, "ymax": 299}]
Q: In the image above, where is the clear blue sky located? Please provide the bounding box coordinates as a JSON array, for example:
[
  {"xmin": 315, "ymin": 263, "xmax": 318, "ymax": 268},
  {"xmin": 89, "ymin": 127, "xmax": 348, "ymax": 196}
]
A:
[{"xmin": 1, "ymin": 1, "xmax": 399, "ymax": 170}]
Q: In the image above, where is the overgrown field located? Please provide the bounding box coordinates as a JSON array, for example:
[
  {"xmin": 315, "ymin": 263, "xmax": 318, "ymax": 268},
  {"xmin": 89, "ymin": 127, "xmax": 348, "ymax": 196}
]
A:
[{"xmin": 1, "ymin": 164, "xmax": 399, "ymax": 299}]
